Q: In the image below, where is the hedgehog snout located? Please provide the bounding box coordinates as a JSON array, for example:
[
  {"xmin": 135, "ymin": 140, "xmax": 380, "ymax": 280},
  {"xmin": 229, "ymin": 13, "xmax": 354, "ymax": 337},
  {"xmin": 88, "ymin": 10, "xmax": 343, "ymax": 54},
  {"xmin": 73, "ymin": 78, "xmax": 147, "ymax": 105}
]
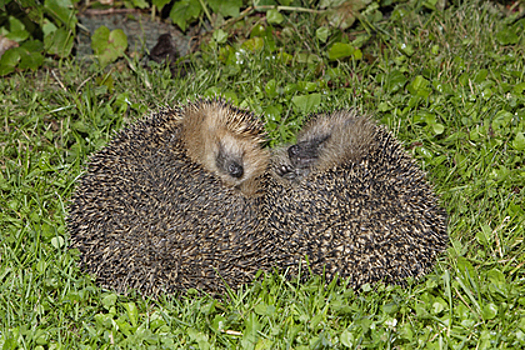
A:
[
  {"xmin": 288, "ymin": 144, "xmax": 316, "ymax": 169},
  {"xmin": 288, "ymin": 134, "xmax": 331, "ymax": 169},
  {"xmin": 215, "ymin": 143, "xmax": 246, "ymax": 181},
  {"xmin": 228, "ymin": 161, "xmax": 244, "ymax": 178},
  {"xmin": 288, "ymin": 145, "xmax": 301, "ymax": 157}
]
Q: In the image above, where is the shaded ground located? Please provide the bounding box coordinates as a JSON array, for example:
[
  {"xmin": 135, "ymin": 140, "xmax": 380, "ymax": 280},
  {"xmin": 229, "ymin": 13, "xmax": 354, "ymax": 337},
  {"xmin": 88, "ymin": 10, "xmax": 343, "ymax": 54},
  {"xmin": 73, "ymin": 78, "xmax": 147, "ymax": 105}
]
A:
[{"xmin": 76, "ymin": 11, "xmax": 191, "ymax": 59}]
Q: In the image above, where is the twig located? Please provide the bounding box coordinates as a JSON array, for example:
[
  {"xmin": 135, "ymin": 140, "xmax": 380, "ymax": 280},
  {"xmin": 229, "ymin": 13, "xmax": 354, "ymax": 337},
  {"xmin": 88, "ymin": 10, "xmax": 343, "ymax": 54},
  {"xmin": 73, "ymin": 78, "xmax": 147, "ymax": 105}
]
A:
[
  {"xmin": 220, "ymin": 5, "xmax": 323, "ymax": 30},
  {"xmin": 76, "ymin": 76, "xmax": 94, "ymax": 95},
  {"xmin": 492, "ymin": 216, "xmax": 509, "ymax": 259},
  {"xmin": 454, "ymin": 287, "xmax": 477, "ymax": 317},
  {"xmin": 150, "ymin": 4, "xmax": 156, "ymax": 22},
  {"xmin": 510, "ymin": 260, "xmax": 524, "ymax": 275},
  {"xmin": 82, "ymin": 8, "xmax": 141, "ymax": 16},
  {"xmin": 258, "ymin": 5, "xmax": 322, "ymax": 14},
  {"xmin": 220, "ymin": 7, "xmax": 256, "ymax": 30},
  {"xmin": 51, "ymin": 70, "xmax": 67, "ymax": 91},
  {"xmin": 223, "ymin": 329, "xmax": 243, "ymax": 336}
]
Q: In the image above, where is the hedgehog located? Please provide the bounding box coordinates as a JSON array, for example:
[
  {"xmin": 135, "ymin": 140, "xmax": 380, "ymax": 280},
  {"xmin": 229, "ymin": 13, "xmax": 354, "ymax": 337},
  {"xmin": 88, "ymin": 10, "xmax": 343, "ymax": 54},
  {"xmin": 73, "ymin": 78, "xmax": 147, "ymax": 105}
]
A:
[
  {"xmin": 266, "ymin": 109, "xmax": 448, "ymax": 289},
  {"xmin": 67, "ymin": 98, "xmax": 272, "ymax": 295}
]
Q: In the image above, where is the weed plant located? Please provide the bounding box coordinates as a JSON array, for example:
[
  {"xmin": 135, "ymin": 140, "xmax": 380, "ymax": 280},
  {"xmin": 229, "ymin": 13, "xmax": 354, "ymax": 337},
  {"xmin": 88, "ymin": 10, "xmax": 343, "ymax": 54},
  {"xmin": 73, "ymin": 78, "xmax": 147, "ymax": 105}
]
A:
[{"xmin": 1, "ymin": 1, "xmax": 524, "ymax": 349}]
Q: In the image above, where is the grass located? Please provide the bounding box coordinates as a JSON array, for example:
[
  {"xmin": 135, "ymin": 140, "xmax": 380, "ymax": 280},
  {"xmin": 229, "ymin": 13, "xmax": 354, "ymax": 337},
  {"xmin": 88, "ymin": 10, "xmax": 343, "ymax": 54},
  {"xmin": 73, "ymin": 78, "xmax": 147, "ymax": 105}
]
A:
[{"xmin": 1, "ymin": 0, "xmax": 524, "ymax": 348}]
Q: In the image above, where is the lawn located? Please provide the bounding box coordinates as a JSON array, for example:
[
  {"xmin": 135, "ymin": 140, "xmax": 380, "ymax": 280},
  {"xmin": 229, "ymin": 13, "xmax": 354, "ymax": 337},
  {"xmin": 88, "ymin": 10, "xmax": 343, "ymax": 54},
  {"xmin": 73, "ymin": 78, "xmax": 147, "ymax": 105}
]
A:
[{"xmin": 1, "ymin": 0, "xmax": 524, "ymax": 349}]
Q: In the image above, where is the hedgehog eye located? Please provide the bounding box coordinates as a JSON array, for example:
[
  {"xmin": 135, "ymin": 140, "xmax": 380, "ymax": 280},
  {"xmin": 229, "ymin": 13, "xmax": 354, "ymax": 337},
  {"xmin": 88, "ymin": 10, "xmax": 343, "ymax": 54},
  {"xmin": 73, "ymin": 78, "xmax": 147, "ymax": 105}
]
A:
[
  {"xmin": 288, "ymin": 145, "xmax": 300, "ymax": 157},
  {"xmin": 228, "ymin": 162, "xmax": 244, "ymax": 178}
]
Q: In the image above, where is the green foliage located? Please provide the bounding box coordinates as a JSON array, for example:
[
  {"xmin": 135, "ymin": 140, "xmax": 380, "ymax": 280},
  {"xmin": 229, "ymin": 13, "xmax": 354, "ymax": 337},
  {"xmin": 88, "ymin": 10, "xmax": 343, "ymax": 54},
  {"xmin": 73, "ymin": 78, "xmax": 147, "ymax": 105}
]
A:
[
  {"xmin": 1, "ymin": 0, "xmax": 525, "ymax": 348},
  {"xmin": 207, "ymin": 0, "xmax": 243, "ymax": 18},
  {"xmin": 316, "ymin": 26, "xmax": 330, "ymax": 42},
  {"xmin": 0, "ymin": 0, "xmax": 407, "ymax": 75},
  {"xmin": 91, "ymin": 26, "xmax": 128, "ymax": 68},
  {"xmin": 0, "ymin": 39, "xmax": 44, "ymax": 75},
  {"xmin": 152, "ymin": 0, "xmax": 171, "ymax": 11},
  {"xmin": 169, "ymin": 0, "xmax": 202, "ymax": 32},
  {"xmin": 163, "ymin": 0, "xmax": 398, "ymax": 37},
  {"xmin": 44, "ymin": 27, "xmax": 74, "ymax": 56},
  {"xmin": 0, "ymin": 46, "xmax": 20, "ymax": 75},
  {"xmin": 45, "ymin": 0, "xmax": 77, "ymax": 28},
  {"xmin": 292, "ymin": 93, "xmax": 322, "ymax": 113},
  {"xmin": 318, "ymin": 0, "xmax": 368, "ymax": 30},
  {"xmin": 267, "ymin": 9, "xmax": 285, "ymax": 24},
  {"xmin": 1, "ymin": 16, "xmax": 29, "ymax": 42},
  {"xmin": 327, "ymin": 42, "xmax": 361, "ymax": 60},
  {"xmin": 0, "ymin": 0, "xmax": 77, "ymax": 75}
]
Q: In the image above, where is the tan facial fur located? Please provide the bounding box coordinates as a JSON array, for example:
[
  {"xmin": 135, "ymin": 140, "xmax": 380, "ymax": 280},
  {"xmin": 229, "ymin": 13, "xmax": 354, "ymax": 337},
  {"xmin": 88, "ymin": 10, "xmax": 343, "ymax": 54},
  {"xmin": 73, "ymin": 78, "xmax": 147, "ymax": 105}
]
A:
[{"xmin": 181, "ymin": 99, "xmax": 269, "ymax": 196}]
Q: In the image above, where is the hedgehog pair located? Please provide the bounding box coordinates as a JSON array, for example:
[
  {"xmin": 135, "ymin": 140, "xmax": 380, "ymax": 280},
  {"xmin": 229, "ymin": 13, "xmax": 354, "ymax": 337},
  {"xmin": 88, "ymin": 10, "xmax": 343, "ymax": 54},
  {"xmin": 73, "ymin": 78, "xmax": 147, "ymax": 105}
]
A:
[{"xmin": 68, "ymin": 98, "xmax": 448, "ymax": 296}]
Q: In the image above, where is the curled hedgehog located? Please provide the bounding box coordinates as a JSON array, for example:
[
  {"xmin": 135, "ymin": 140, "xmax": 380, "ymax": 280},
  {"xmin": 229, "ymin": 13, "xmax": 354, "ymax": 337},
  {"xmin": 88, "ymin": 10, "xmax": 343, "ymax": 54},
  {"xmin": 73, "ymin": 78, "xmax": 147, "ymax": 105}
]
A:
[
  {"xmin": 68, "ymin": 98, "xmax": 271, "ymax": 295},
  {"xmin": 267, "ymin": 109, "xmax": 448, "ymax": 288}
]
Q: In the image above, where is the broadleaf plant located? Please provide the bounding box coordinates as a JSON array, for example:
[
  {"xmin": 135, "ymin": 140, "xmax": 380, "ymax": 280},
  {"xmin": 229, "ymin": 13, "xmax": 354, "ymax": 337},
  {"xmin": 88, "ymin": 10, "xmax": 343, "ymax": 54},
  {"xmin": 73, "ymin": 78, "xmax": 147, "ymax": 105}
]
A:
[
  {"xmin": 0, "ymin": 0, "xmax": 77, "ymax": 75},
  {"xmin": 91, "ymin": 26, "xmax": 128, "ymax": 68}
]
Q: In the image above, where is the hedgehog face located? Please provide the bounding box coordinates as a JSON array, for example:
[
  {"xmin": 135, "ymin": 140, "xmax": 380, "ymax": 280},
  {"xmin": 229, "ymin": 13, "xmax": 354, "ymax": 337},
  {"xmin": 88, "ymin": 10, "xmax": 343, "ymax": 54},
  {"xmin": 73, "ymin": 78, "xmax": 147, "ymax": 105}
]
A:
[
  {"xmin": 288, "ymin": 134, "xmax": 331, "ymax": 170},
  {"xmin": 272, "ymin": 110, "xmax": 376, "ymax": 181},
  {"xmin": 216, "ymin": 151, "xmax": 244, "ymax": 179},
  {"xmin": 209, "ymin": 131, "xmax": 265, "ymax": 191},
  {"xmin": 181, "ymin": 99, "xmax": 269, "ymax": 196},
  {"xmin": 214, "ymin": 135, "xmax": 246, "ymax": 183}
]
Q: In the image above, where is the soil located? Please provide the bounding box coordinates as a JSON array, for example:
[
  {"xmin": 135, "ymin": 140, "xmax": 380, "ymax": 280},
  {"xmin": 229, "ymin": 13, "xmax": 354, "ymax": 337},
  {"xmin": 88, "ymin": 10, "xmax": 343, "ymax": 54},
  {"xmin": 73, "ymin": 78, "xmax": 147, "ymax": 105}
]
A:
[{"xmin": 76, "ymin": 10, "xmax": 193, "ymax": 60}]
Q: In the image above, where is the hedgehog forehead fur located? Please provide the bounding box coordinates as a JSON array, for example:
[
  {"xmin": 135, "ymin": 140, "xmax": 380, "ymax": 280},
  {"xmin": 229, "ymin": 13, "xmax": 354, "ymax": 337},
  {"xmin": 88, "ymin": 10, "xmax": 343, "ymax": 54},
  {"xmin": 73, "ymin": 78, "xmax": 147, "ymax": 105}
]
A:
[{"xmin": 181, "ymin": 98, "xmax": 269, "ymax": 195}]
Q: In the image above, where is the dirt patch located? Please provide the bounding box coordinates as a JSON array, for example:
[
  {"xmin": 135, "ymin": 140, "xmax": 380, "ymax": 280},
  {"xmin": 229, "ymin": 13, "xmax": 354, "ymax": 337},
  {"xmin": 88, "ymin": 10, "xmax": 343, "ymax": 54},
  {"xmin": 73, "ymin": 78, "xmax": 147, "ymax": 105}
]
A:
[{"xmin": 76, "ymin": 10, "xmax": 192, "ymax": 59}]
